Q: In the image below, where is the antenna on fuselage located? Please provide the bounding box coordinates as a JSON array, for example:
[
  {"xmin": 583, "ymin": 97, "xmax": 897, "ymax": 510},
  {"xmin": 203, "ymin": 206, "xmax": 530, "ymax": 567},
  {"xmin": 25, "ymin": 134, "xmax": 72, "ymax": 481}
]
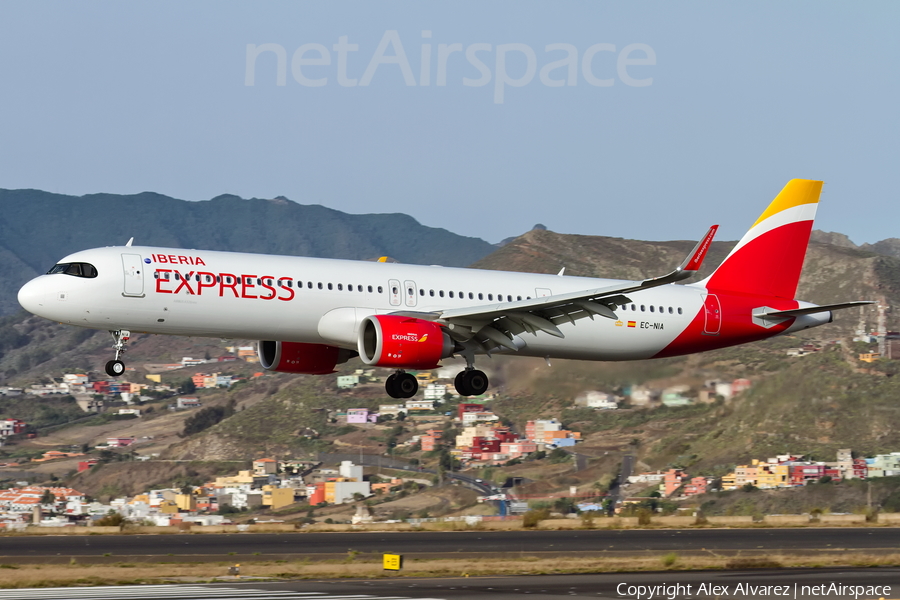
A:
[{"xmin": 125, "ymin": 237, "xmax": 134, "ymax": 247}]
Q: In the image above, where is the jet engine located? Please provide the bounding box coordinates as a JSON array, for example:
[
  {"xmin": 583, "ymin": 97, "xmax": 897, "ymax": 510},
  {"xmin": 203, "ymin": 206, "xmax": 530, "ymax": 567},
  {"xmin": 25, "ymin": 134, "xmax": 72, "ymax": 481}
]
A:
[
  {"xmin": 358, "ymin": 315, "xmax": 454, "ymax": 369},
  {"xmin": 257, "ymin": 340, "xmax": 352, "ymax": 374}
]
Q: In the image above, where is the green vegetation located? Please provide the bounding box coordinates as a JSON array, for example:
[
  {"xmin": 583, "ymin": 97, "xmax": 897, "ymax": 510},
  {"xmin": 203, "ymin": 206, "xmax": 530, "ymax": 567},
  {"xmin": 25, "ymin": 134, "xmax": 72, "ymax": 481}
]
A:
[
  {"xmin": 182, "ymin": 399, "xmax": 236, "ymax": 436},
  {"xmin": 0, "ymin": 393, "xmax": 84, "ymax": 430},
  {"xmin": 691, "ymin": 476, "xmax": 900, "ymax": 517}
]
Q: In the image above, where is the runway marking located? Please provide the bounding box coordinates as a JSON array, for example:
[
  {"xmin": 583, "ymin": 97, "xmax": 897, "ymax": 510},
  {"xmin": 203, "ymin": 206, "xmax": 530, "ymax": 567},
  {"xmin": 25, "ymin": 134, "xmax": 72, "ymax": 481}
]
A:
[{"xmin": 0, "ymin": 586, "xmax": 439, "ymax": 600}]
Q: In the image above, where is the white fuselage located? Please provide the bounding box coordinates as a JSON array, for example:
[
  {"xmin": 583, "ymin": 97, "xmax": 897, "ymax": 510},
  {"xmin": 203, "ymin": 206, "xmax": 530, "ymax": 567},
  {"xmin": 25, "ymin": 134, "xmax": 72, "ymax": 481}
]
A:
[{"xmin": 17, "ymin": 245, "xmax": 707, "ymax": 361}]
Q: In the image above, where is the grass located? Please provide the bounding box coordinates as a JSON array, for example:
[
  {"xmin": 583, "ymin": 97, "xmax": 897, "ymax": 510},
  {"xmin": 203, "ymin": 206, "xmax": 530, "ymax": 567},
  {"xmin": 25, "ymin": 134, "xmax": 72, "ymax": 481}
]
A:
[{"xmin": 1, "ymin": 553, "xmax": 899, "ymax": 588}]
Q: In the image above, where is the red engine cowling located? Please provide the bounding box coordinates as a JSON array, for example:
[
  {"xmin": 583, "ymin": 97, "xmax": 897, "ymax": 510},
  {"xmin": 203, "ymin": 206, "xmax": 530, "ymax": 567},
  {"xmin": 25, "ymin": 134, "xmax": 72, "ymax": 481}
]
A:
[
  {"xmin": 258, "ymin": 341, "xmax": 341, "ymax": 374},
  {"xmin": 358, "ymin": 315, "xmax": 454, "ymax": 369}
]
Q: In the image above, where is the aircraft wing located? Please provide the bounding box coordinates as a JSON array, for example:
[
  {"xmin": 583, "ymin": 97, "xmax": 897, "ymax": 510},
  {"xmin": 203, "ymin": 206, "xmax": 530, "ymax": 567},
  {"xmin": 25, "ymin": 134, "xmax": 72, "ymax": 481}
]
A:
[{"xmin": 392, "ymin": 225, "xmax": 718, "ymax": 352}]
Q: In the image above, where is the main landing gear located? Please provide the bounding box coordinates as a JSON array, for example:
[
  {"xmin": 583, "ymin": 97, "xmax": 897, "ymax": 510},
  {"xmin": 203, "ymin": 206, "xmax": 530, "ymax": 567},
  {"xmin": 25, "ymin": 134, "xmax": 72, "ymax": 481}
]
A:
[
  {"xmin": 385, "ymin": 371, "xmax": 418, "ymax": 399},
  {"xmin": 105, "ymin": 329, "xmax": 130, "ymax": 377},
  {"xmin": 454, "ymin": 368, "xmax": 489, "ymax": 397}
]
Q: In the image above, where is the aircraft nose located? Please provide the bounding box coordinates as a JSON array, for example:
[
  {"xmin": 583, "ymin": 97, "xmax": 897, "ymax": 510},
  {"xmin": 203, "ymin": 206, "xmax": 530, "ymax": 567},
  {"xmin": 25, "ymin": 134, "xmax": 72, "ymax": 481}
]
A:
[{"xmin": 17, "ymin": 277, "xmax": 48, "ymax": 315}]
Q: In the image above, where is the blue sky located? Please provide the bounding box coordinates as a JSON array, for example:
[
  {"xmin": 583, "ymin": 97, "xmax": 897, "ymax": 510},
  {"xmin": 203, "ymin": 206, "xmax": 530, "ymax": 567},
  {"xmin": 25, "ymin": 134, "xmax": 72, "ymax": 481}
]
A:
[{"xmin": 1, "ymin": 2, "xmax": 897, "ymax": 245}]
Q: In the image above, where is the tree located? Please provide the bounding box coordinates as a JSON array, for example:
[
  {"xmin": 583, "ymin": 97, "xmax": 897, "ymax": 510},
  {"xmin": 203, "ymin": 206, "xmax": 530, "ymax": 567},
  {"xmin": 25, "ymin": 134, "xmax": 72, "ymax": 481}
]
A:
[
  {"xmin": 548, "ymin": 448, "xmax": 570, "ymax": 464},
  {"xmin": 40, "ymin": 489, "xmax": 55, "ymax": 505},
  {"xmin": 182, "ymin": 404, "xmax": 233, "ymax": 436},
  {"xmin": 180, "ymin": 378, "xmax": 196, "ymax": 394},
  {"xmin": 95, "ymin": 511, "xmax": 126, "ymax": 527}
]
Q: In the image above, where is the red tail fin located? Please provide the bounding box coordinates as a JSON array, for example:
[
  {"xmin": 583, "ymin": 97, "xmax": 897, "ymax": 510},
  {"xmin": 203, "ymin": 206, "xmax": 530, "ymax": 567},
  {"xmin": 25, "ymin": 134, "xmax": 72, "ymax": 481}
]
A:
[{"xmin": 703, "ymin": 179, "xmax": 822, "ymax": 300}]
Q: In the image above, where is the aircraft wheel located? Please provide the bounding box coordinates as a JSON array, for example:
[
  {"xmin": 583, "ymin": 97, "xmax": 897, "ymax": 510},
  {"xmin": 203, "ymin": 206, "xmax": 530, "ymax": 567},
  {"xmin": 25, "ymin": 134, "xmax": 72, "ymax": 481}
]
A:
[
  {"xmin": 464, "ymin": 369, "xmax": 489, "ymax": 396},
  {"xmin": 396, "ymin": 372, "xmax": 419, "ymax": 398},
  {"xmin": 385, "ymin": 373, "xmax": 401, "ymax": 398},
  {"xmin": 105, "ymin": 360, "xmax": 125, "ymax": 377},
  {"xmin": 454, "ymin": 371, "xmax": 472, "ymax": 396}
]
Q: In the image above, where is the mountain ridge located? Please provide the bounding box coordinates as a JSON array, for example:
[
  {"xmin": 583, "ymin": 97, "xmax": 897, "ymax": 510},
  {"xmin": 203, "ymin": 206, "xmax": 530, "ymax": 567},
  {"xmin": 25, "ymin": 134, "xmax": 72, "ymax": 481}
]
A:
[{"xmin": 0, "ymin": 188, "xmax": 497, "ymax": 316}]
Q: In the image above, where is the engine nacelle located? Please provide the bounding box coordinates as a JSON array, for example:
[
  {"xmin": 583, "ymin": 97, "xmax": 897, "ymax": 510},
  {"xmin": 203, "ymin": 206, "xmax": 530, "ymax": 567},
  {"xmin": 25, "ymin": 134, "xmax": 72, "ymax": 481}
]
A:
[
  {"xmin": 258, "ymin": 341, "xmax": 348, "ymax": 374},
  {"xmin": 358, "ymin": 315, "xmax": 454, "ymax": 369}
]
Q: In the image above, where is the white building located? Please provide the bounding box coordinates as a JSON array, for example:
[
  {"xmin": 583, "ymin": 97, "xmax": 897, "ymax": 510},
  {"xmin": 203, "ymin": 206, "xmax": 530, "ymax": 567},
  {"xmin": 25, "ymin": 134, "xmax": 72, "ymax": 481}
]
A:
[
  {"xmin": 423, "ymin": 384, "xmax": 448, "ymax": 401},
  {"xmin": 63, "ymin": 374, "xmax": 89, "ymax": 385},
  {"xmin": 574, "ymin": 391, "xmax": 619, "ymax": 410},
  {"xmin": 338, "ymin": 461, "xmax": 363, "ymax": 482},
  {"xmin": 405, "ymin": 399, "xmax": 434, "ymax": 411},
  {"xmin": 461, "ymin": 411, "xmax": 499, "ymax": 425},
  {"xmin": 176, "ymin": 397, "xmax": 202, "ymax": 409},
  {"xmin": 378, "ymin": 404, "xmax": 407, "ymax": 417},
  {"xmin": 330, "ymin": 481, "xmax": 371, "ymax": 504}
]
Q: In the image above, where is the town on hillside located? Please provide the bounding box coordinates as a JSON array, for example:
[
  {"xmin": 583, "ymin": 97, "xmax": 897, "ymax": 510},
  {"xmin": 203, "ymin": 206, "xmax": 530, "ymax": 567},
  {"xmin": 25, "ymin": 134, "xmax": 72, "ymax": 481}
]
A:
[{"xmin": 3, "ymin": 326, "xmax": 900, "ymax": 529}]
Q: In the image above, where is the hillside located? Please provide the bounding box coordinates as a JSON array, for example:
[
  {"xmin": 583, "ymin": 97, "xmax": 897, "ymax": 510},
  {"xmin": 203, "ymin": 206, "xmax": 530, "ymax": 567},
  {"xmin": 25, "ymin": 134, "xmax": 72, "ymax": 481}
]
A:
[
  {"xmin": 2, "ymin": 211, "xmax": 900, "ymax": 507},
  {"xmin": 472, "ymin": 228, "xmax": 900, "ymax": 338},
  {"xmin": 0, "ymin": 189, "xmax": 496, "ymax": 316}
]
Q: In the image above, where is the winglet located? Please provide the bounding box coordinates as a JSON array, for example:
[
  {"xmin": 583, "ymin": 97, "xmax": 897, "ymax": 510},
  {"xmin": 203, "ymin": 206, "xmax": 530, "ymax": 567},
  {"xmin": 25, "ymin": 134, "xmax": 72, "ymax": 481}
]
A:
[{"xmin": 678, "ymin": 225, "xmax": 718, "ymax": 274}]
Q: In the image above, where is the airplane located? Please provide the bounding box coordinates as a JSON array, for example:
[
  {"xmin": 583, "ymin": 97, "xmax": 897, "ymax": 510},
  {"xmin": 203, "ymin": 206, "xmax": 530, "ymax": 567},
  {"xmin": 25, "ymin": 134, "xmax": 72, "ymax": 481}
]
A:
[{"xmin": 17, "ymin": 179, "xmax": 871, "ymax": 399}]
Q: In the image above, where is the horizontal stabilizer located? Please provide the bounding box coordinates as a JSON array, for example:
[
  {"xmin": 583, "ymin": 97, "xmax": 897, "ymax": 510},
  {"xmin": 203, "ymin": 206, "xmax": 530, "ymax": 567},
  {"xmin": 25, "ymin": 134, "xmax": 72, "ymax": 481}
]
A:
[{"xmin": 753, "ymin": 301, "xmax": 874, "ymax": 320}]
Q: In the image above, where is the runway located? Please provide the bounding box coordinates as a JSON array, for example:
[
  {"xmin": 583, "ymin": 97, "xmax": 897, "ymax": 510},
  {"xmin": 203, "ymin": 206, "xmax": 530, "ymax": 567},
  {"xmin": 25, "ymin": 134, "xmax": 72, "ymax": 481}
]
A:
[
  {"xmin": 0, "ymin": 528, "xmax": 897, "ymax": 564},
  {"xmin": 0, "ymin": 569, "xmax": 897, "ymax": 599}
]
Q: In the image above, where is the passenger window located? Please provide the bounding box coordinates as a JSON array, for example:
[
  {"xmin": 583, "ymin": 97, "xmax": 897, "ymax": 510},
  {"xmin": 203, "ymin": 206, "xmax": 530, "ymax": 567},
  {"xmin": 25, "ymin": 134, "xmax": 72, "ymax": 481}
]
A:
[
  {"xmin": 420, "ymin": 289, "xmax": 425, "ymax": 296},
  {"xmin": 517, "ymin": 296, "xmax": 522, "ymax": 301},
  {"xmin": 659, "ymin": 306, "xmax": 663, "ymax": 313},
  {"xmin": 378, "ymin": 286, "xmax": 383, "ymax": 293},
  {"xmin": 650, "ymin": 306, "xmax": 655, "ymax": 312},
  {"xmin": 327, "ymin": 283, "xmax": 333, "ymax": 290},
  {"xmin": 358, "ymin": 285, "xmax": 363, "ymax": 292},
  {"xmin": 337, "ymin": 284, "xmax": 343, "ymax": 291},
  {"xmin": 488, "ymin": 294, "xmax": 493, "ymax": 301},
  {"xmin": 640, "ymin": 305, "xmax": 645, "ymax": 312},
  {"xmin": 392, "ymin": 286, "xmax": 398, "ymax": 294},
  {"xmin": 439, "ymin": 290, "xmax": 444, "ymax": 297},
  {"xmin": 175, "ymin": 273, "xmax": 181, "ymax": 280},
  {"xmin": 368, "ymin": 285, "xmax": 373, "ymax": 293},
  {"xmin": 668, "ymin": 307, "xmax": 672, "ymax": 314},
  {"xmin": 507, "ymin": 295, "xmax": 512, "ymax": 302},
  {"xmin": 449, "ymin": 291, "xmax": 454, "ymax": 298},
  {"xmin": 479, "ymin": 293, "xmax": 484, "ymax": 300},
  {"xmin": 677, "ymin": 307, "xmax": 683, "ymax": 315},
  {"xmin": 430, "ymin": 290, "xmax": 435, "ymax": 297},
  {"xmin": 631, "ymin": 304, "xmax": 636, "ymax": 311},
  {"xmin": 469, "ymin": 292, "xmax": 474, "ymax": 299}
]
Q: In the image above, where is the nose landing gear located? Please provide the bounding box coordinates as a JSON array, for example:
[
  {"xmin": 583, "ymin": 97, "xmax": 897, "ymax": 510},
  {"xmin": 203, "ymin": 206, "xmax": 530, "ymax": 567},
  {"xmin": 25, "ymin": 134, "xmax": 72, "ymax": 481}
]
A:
[
  {"xmin": 385, "ymin": 371, "xmax": 418, "ymax": 399},
  {"xmin": 105, "ymin": 330, "xmax": 130, "ymax": 377}
]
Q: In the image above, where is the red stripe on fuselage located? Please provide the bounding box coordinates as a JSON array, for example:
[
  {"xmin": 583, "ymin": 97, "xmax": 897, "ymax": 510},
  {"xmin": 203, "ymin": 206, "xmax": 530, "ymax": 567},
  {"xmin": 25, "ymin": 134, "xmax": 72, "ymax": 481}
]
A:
[{"xmin": 653, "ymin": 291, "xmax": 798, "ymax": 358}]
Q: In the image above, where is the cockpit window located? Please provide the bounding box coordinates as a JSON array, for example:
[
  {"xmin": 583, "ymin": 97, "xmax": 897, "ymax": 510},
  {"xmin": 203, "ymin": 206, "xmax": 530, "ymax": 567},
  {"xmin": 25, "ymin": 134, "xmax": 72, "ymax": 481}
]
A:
[{"xmin": 47, "ymin": 263, "xmax": 98, "ymax": 278}]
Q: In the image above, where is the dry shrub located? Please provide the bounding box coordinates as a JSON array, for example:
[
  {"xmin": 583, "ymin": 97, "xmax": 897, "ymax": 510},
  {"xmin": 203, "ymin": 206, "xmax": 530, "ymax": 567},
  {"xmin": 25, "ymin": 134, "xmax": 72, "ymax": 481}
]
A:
[{"xmin": 523, "ymin": 509, "xmax": 550, "ymax": 528}]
